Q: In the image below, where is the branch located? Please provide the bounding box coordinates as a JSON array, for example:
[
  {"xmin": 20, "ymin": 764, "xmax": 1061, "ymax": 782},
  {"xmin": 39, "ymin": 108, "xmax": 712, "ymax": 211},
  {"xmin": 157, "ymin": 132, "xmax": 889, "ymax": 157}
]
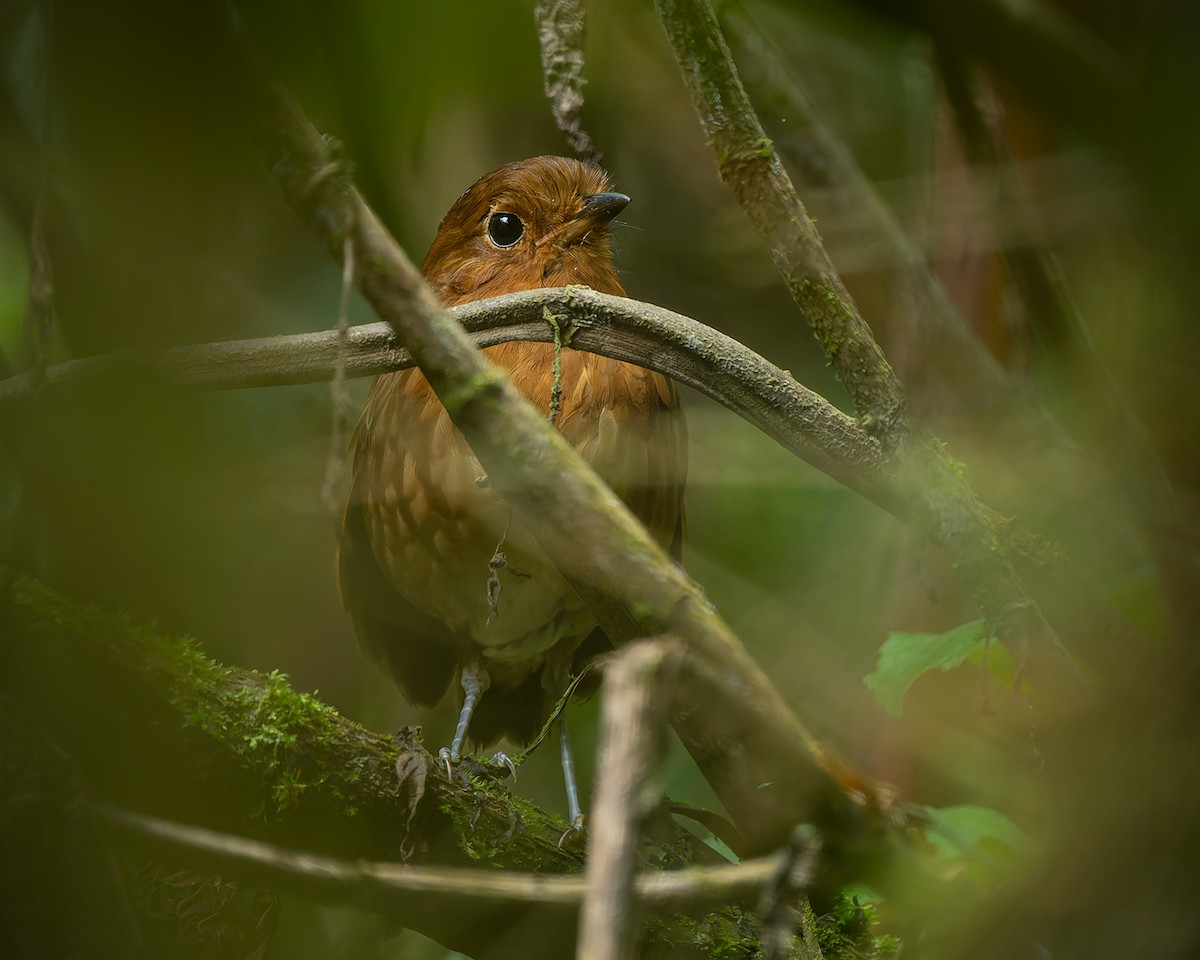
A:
[
  {"xmin": 653, "ymin": 0, "xmax": 1090, "ymax": 701},
  {"xmin": 0, "ymin": 287, "xmax": 885, "ymax": 499},
  {"xmin": 579, "ymin": 640, "xmax": 675, "ymax": 960},
  {"xmin": 0, "ymin": 572, "xmax": 572, "ymax": 869},
  {"xmin": 721, "ymin": 7, "xmax": 1015, "ymax": 416},
  {"xmin": 0, "ymin": 571, "xmax": 776, "ymax": 959},
  {"xmin": 654, "ymin": 0, "xmax": 907, "ymax": 443},
  {"xmin": 98, "ymin": 804, "xmax": 785, "ymax": 917}
]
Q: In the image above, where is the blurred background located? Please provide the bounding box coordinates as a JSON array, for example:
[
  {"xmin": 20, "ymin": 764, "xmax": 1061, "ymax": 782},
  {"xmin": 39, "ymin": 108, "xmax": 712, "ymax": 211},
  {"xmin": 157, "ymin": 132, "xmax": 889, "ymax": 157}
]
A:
[{"xmin": 1, "ymin": 0, "xmax": 1198, "ymax": 957}]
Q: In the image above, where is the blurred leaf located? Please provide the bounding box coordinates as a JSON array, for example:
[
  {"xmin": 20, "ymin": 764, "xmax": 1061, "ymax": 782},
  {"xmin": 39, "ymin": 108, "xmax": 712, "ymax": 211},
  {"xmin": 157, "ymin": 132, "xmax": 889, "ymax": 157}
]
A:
[
  {"xmin": 863, "ymin": 620, "xmax": 989, "ymax": 716},
  {"xmin": 924, "ymin": 803, "xmax": 1035, "ymax": 864},
  {"xmin": 838, "ymin": 881, "xmax": 884, "ymax": 906}
]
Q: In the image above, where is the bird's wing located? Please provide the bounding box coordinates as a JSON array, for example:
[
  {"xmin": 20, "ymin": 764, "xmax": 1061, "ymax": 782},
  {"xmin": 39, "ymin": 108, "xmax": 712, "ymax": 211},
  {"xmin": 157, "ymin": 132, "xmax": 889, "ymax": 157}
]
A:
[{"xmin": 336, "ymin": 410, "xmax": 457, "ymax": 709}]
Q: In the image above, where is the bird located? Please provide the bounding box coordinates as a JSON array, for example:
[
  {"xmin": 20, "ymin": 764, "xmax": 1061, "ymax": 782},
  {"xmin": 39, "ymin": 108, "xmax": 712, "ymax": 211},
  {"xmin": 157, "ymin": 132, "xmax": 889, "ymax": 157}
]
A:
[{"xmin": 337, "ymin": 156, "xmax": 687, "ymax": 830}]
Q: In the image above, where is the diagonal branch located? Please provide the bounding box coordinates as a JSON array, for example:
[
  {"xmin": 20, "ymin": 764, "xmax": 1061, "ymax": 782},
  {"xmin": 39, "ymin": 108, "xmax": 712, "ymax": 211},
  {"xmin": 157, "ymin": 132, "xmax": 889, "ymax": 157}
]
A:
[
  {"xmin": 653, "ymin": 0, "xmax": 907, "ymax": 443},
  {"xmin": 653, "ymin": 0, "xmax": 1089, "ymax": 702},
  {"xmin": 721, "ymin": 7, "xmax": 1014, "ymax": 416}
]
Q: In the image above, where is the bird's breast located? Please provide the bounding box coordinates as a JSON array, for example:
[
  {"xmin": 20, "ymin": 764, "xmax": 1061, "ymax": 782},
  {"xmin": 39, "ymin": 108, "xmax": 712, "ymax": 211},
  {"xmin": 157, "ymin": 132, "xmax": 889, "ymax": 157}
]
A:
[{"xmin": 353, "ymin": 341, "xmax": 684, "ymax": 672}]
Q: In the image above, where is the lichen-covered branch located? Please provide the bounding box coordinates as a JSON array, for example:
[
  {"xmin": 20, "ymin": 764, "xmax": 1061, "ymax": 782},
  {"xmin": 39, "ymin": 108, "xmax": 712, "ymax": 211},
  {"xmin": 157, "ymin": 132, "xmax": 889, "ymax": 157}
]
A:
[
  {"xmin": 0, "ymin": 571, "xmax": 574, "ymax": 869},
  {"xmin": 653, "ymin": 0, "xmax": 907, "ymax": 442},
  {"xmin": 653, "ymin": 0, "xmax": 1089, "ymax": 700},
  {"xmin": 722, "ymin": 8, "xmax": 1014, "ymax": 415}
]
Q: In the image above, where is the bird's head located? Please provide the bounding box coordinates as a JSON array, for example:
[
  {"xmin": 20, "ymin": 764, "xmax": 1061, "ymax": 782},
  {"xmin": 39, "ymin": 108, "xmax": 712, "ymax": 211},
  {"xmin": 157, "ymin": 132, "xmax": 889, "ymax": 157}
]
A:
[{"xmin": 420, "ymin": 156, "xmax": 629, "ymax": 306}]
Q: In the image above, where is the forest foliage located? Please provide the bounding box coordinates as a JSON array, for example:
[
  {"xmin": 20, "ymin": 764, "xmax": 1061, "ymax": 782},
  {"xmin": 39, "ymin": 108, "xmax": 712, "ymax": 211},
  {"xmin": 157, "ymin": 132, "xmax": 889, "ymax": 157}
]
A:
[{"xmin": 2, "ymin": 1, "xmax": 1199, "ymax": 958}]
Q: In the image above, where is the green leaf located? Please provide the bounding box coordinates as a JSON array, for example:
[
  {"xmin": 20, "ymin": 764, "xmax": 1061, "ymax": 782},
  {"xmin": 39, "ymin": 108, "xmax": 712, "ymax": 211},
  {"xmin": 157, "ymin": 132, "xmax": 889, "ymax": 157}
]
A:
[
  {"xmin": 864, "ymin": 620, "xmax": 988, "ymax": 716},
  {"xmin": 924, "ymin": 804, "xmax": 1035, "ymax": 863}
]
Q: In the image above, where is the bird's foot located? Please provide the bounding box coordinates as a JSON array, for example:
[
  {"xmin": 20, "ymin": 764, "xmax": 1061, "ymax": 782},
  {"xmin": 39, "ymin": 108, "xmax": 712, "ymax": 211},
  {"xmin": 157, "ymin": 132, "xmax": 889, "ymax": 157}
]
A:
[
  {"xmin": 486, "ymin": 751, "xmax": 518, "ymax": 780},
  {"xmin": 438, "ymin": 748, "xmax": 517, "ymax": 783},
  {"xmin": 557, "ymin": 813, "xmax": 586, "ymax": 848}
]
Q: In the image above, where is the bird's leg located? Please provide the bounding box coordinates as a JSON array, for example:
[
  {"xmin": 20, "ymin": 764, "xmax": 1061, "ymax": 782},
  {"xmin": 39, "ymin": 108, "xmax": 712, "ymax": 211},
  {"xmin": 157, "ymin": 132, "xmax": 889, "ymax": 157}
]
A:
[
  {"xmin": 557, "ymin": 715, "xmax": 585, "ymax": 845},
  {"xmin": 439, "ymin": 661, "xmax": 490, "ymax": 777}
]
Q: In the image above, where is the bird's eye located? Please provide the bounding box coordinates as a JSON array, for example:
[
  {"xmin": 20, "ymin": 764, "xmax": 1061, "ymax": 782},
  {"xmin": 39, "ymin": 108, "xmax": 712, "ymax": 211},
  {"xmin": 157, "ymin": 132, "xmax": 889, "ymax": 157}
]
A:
[{"xmin": 486, "ymin": 212, "xmax": 524, "ymax": 248}]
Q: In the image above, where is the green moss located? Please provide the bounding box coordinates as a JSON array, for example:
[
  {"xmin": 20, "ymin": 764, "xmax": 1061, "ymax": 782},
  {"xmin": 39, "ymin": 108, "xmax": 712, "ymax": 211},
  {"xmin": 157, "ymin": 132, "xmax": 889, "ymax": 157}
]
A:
[
  {"xmin": 812, "ymin": 889, "xmax": 901, "ymax": 959},
  {"xmin": 642, "ymin": 909, "xmax": 766, "ymax": 959},
  {"xmin": 174, "ymin": 667, "xmax": 348, "ymax": 819},
  {"xmin": 544, "ymin": 306, "xmax": 567, "ymax": 424},
  {"xmin": 3, "ymin": 577, "xmax": 274, "ymax": 815},
  {"xmin": 6, "ymin": 572, "xmax": 364, "ymax": 821}
]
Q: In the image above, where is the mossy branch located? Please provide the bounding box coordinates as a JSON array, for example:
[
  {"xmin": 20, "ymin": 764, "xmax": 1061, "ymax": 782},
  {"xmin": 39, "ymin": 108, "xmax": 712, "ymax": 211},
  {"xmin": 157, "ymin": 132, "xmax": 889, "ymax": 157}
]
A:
[{"xmin": 0, "ymin": 570, "xmax": 786, "ymax": 959}]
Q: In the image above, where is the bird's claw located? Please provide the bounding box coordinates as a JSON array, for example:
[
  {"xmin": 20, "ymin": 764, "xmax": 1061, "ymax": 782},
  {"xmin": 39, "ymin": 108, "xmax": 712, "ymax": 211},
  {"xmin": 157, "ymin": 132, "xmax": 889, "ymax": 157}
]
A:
[
  {"xmin": 439, "ymin": 748, "xmax": 516, "ymax": 784},
  {"xmin": 487, "ymin": 751, "xmax": 517, "ymax": 780},
  {"xmin": 557, "ymin": 814, "xmax": 586, "ymax": 848}
]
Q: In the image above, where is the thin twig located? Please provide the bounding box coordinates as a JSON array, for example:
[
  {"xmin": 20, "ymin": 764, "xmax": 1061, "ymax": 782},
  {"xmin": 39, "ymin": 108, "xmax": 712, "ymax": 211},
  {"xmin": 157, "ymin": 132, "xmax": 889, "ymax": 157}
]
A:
[
  {"xmin": 23, "ymin": 164, "xmax": 54, "ymax": 383},
  {"xmin": 96, "ymin": 802, "xmax": 788, "ymax": 914},
  {"xmin": 579, "ymin": 639, "xmax": 677, "ymax": 960},
  {"xmin": 21, "ymin": 0, "xmax": 56, "ymax": 382}
]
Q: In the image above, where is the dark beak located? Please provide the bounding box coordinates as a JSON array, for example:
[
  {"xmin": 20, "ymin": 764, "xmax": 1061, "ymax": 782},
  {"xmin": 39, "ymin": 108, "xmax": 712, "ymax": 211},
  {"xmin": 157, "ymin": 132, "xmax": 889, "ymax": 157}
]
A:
[{"xmin": 561, "ymin": 192, "xmax": 630, "ymax": 245}]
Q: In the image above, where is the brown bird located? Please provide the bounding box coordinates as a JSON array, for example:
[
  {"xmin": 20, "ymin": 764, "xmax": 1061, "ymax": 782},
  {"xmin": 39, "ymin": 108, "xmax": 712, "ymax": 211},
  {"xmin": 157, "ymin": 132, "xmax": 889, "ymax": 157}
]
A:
[{"xmin": 338, "ymin": 156, "xmax": 687, "ymax": 828}]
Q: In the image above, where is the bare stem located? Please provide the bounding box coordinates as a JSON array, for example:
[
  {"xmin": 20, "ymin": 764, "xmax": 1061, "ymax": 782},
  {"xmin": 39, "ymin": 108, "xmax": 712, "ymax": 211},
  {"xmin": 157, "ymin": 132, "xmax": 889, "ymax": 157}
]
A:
[
  {"xmin": 579, "ymin": 640, "xmax": 676, "ymax": 960},
  {"xmin": 98, "ymin": 802, "xmax": 788, "ymax": 914}
]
